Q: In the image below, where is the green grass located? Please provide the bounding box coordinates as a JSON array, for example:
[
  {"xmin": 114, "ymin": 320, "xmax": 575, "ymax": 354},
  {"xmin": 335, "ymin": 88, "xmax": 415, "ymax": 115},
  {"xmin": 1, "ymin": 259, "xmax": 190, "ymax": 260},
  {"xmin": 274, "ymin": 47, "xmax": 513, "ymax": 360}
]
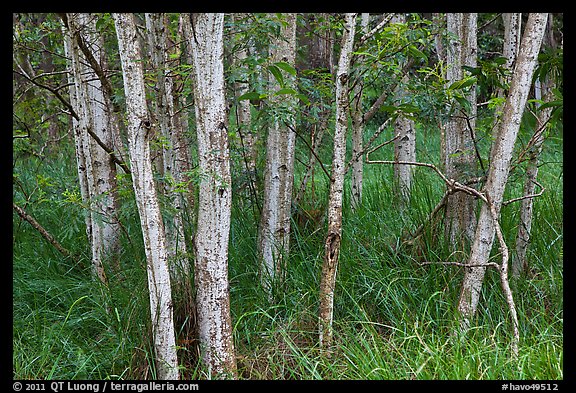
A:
[{"xmin": 13, "ymin": 125, "xmax": 562, "ymax": 380}]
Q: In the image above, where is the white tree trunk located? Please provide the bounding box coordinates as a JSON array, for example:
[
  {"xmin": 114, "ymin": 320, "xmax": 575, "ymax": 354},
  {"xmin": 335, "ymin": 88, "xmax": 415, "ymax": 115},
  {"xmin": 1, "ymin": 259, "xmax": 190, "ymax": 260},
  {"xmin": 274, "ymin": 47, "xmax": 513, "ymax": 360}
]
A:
[
  {"xmin": 189, "ymin": 13, "xmax": 237, "ymax": 379},
  {"xmin": 145, "ymin": 13, "xmax": 191, "ymax": 281},
  {"xmin": 394, "ymin": 76, "xmax": 416, "ymax": 205},
  {"xmin": 444, "ymin": 13, "xmax": 478, "ymax": 245},
  {"xmin": 390, "ymin": 14, "xmax": 416, "ymax": 205},
  {"xmin": 257, "ymin": 13, "xmax": 298, "ymax": 293},
  {"xmin": 113, "ymin": 13, "xmax": 179, "ymax": 380},
  {"xmin": 65, "ymin": 13, "xmax": 121, "ymax": 284},
  {"xmin": 62, "ymin": 27, "xmax": 93, "ymax": 267},
  {"xmin": 350, "ymin": 13, "xmax": 369, "ymax": 210},
  {"xmin": 232, "ymin": 13, "xmax": 257, "ymax": 191},
  {"xmin": 457, "ymin": 13, "xmax": 548, "ymax": 329},
  {"xmin": 319, "ymin": 13, "xmax": 356, "ymax": 349},
  {"xmin": 512, "ymin": 77, "xmax": 553, "ymax": 278}
]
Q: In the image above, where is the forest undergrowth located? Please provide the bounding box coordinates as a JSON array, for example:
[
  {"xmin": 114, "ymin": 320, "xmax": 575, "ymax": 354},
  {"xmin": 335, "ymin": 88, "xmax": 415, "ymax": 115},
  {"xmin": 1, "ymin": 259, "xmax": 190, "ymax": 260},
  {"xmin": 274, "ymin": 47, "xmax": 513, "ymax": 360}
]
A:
[{"xmin": 12, "ymin": 126, "xmax": 563, "ymax": 380}]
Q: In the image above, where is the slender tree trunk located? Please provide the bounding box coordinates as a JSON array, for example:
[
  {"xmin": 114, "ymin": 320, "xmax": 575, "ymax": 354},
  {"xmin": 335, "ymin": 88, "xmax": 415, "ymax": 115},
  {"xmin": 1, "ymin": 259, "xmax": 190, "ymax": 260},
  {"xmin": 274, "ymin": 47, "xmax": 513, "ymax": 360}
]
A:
[
  {"xmin": 512, "ymin": 77, "xmax": 554, "ymax": 278},
  {"xmin": 456, "ymin": 13, "xmax": 548, "ymax": 330},
  {"xmin": 319, "ymin": 13, "xmax": 356, "ymax": 350},
  {"xmin": 64, "ymin": 13, "xmax": 121, "ymax": 284},
  {"xmin": 113, "ymin": 13, "xmax": 180, "ymax": 380},
  {"xmin": 294, "ymin": 13, "xmax": 334, "ymax": 206},
  {"xmin": 231, "ymin": 13, "xmax": 258, "ymax": 195},
  {"xmin": 257, "ymin": 13, "xmax": 298, "ymax": 294},
  {"xmin": 145, "ymin": 13, "xmax": 192, "ymax": 281},
  {"xmin": 350, "ymin": 13, "xmax": 370, "ymax": 211},
  {"xmin": 444, "ymin": 13, "xmax": 478, "ymax": 246},
  {"xmin": 189, "ymin": 13, "xmax": 237, "ymax": 379},
  {"xmin": 393, "ymin": 77, "xmax": 416, "ymax": 205},
  {"xmin": 391, "ymin": 14, "xmax": 416, "ymax": 206},
  {"xmin": 62, "ymin": 26, "xmax": 92, "ymax": 262}
]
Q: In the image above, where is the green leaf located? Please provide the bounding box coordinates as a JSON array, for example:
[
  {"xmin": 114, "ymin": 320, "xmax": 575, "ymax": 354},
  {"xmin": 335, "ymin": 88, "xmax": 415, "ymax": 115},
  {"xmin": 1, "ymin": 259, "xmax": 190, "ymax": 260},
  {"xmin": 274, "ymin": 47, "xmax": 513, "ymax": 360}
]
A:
[
  {"xmin": 447, "ymin": 76, "xmax": 477, "ymax": 91},
  {"xmin": 238, "ymin": 92, "xmax": 263, "ymax": 101},
  {"xmin": 275, "ymin": 61, "xmax": 297, "ymax": 76},
  {"xmin": 408, "ymin": 45, "xmax": 427, "ymax": 61},
  {"xmin": 295, "ymin": 93, "xmax": 310, "ymax": 105},
  {"xmin": 268, "ymin": 65, "xmax": 284, "ymax": 88},
  {"xmin": 538, "ymin": 99, "xmax": 563, "ymax": 111}
]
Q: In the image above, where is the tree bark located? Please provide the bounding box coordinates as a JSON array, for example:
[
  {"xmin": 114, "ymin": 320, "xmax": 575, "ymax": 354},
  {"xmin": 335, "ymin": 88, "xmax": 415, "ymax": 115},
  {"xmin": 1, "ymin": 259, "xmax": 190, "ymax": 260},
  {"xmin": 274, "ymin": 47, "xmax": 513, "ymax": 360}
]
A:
[
  {"xmin": 189, "ymin": 13, "xmax": 237, "ymax": 379},
  {"xmin": 145, "ymin": 13, "xmax": 192, "ymax": 281},
  {"xmin": 456, "ymin": 13, "xmax": 548, "ymax": 330},
  {"xmin": 319, "ymin": 13, "xmax": 356, "ymax": 350},
  {"xmin": 113, "ymin": 12, "xmax": 180, "ymax": 380},
  {"xmin": 64, "ymin": 13, "xmax": 122, "ymax": 283},
  {"xmin": 444, "ymin": 13, "xmax": 478, "ymax": 246},
  {"xmin": 350, "ymin": 13, "xmax": 370, "ymax": 210},
  {"xmin": 231, "ymin": 13, "xmax": 258, "ymax": 196},
  {"xmin": 257, "ymin": 13, "xmax": 298, "ymax": 294},
  {"xmin": 512, "ymin": 15, "xmax": 557, "ymax": 278},
  {"xmin": 391, "ymin": 14, "xmax": 416, "ymax": 206}
]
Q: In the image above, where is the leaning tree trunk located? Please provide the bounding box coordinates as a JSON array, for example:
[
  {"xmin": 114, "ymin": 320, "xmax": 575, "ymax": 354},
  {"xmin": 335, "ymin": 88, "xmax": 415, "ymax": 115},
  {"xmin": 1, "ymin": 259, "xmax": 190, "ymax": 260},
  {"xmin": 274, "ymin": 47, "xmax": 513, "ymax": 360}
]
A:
[
  {"xmin": 189, "ymin": 13, "xmax": 237, "ymax": 379},
  {"xmin": 113, "ymin": 13, "xmax": 180, "ymax": 380},
  {"xmin": 257, "ymin": 13, "xmax": 298, "ymax": 295},
  {"xmin": 444, "ymin": 13, "xmax": 478, "ymax": 246},
  {"xmin": 319, "ymin": 13, "xmax": 356, "ymax": 350},
  {"xmin": 512, "ymin": 14, "xmax": 557, "ymax": 278},
  {"xmin": 456, "ymin": 13, "xmax": 548, "ymax": 330}
]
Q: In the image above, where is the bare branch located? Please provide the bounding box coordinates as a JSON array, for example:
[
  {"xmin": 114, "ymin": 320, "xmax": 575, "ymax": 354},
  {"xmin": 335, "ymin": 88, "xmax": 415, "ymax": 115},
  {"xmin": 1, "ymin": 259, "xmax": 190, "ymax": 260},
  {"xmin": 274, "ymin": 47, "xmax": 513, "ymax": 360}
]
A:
[
  {"xmin": 13, "ymin": 202, "xmax": 72, "ymax": 258},
  {"xmin": 503, "ymin": 180, "xmax": 545, "ymax": 206}
]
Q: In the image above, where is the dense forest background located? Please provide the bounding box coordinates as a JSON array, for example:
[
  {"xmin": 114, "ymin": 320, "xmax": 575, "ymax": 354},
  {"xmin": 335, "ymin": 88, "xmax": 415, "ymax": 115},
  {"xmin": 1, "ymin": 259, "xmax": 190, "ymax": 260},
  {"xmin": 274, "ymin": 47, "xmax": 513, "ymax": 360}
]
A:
[{"xmin": 13, "ymin": 13, "xmax": 563, "ymax": 380}]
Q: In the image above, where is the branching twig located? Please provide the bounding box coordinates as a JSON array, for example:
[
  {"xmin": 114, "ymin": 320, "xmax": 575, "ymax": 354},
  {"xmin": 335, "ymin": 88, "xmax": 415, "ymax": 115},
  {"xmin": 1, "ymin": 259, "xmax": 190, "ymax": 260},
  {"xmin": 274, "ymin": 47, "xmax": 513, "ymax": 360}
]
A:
[
  {"xmin": 344, "ymin": 117, "xmax": 395, "ymax": 174},
  {"xmin": 502, "ymin": 180, "xmax": 545, "ymax": 206},
  {"xmin": 284, "ymin": 121, "xmax": 332, "ymax": 181},
  {"xmin": 367, "ymin": 156, "xmax": 520, "ymax": 359}
]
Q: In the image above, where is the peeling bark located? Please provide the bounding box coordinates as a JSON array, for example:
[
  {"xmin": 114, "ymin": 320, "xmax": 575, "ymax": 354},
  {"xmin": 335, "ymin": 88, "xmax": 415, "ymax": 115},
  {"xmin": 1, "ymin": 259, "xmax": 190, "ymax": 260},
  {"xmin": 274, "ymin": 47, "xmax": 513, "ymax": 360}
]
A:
[
  {"xmin": 444, "ymin": 13, "xmax": 478, "ymax": 245},
  {"xmin": 113, "ymin": 13, "xmax": 179, "ymax": 380},
  {"xmin": 189, "ymin": 13, "xmax": 237, "ymax": 379},
  {"xmin": 257, "ymin": 13, "xmax": 298, "ymax": 294},
  {"xmin": 319, "ymin": 13, "xmax": 356, "ymax": 350}
]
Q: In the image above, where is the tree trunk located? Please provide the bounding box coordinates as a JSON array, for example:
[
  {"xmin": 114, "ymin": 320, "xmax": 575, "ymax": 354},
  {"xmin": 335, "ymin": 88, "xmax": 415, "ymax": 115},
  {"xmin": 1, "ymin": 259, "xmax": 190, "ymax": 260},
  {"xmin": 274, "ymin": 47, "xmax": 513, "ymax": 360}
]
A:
[
  {"xmin": 189, "ymin": 13, "xmax": 237, "ymax": 379},
  {"xmin": 257, "ymin": 13, "xmax": 298, "ymax": 294},
  {"xmin": 145, "ymin": 13, "xmax": 192, "ymax": 281},
  {"xmin": 456, "ymin": 13, "xmax": 548, "ymax": 330},
  {"xmin": 393, "ymin": 79, "xmax": 416, "ymax": 205},
  {"xmin": 113, "ymin": 13, "xmax": 180, "ymax": 380},
  {"xmin": 512, "ymin": 15, "xmax": 557, "ymax": 278},
  {"xmin": 444, "ymin": 13, "xmax": 478, "ymax": 246},
  {"xmin": 391, "ymin": 14, "xmax": 416, "ymax": 206},
  {"xmin": 319, "ymin": 13, "xmax": 356, "ymax": 350},
  {"xmin": 231, "ymin": 13, "xmax": 258, "ymax": 196},
  {"xmin": 350, "ymin": 13, "xmax": 370, "ymax": 211},
  {"xmin": 64, "ymin": 13, "xmax": 121, "ymax": 284}
]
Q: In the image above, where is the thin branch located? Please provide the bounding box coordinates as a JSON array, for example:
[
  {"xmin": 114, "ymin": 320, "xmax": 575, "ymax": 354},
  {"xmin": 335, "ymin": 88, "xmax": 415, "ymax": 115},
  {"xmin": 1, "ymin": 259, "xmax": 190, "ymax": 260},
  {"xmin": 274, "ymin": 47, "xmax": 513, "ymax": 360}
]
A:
[
  {"xmin": 356, "ymin": 13, "xmax": 396, "ymax": 48},
  {"xmin": 13, "ymin": 202, "xmax": 72, "ymax": 258},
  {"xmin": 502, "ymin": 179, "xmax": 545, "ymax": 206},
  {"xmin": 85, "ymin": 125, "xmax": 131, "ymax": 175},
  {"xmin": 284, "ymin": 121, "xmax": 332, "ymax": 181},
  {"xmin": 344, "ymin": 117, "xmax": 395, "ymax": 174},
  {"xmin": 363, "ymin": 154, "xmax": 519, "ymax": 358}
]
